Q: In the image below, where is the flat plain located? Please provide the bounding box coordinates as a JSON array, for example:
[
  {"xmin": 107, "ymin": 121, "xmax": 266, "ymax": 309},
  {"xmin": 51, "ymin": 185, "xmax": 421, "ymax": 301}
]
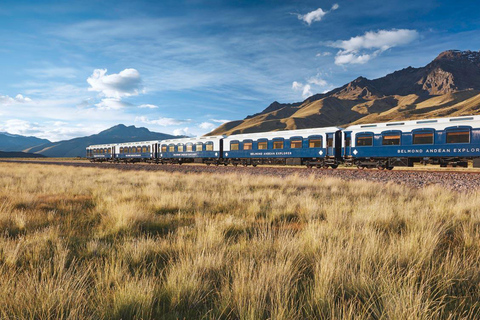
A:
[{"xmin": 0, "ymin": 162, "xmax": 479, "ymax": 319}]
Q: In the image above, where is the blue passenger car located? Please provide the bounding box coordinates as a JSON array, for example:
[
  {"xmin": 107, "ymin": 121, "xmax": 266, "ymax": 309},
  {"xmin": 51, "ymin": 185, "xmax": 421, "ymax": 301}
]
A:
[
  {"xmin": 159, "ymin": 136, "xmax": 224, "ymax": 165},
  {"xmin": 344, "ymin": 116, "xmax": 480, "ymax": 168},
  {"xmin": 222, "ymin": 127, "xmax": 342, "ymax": 167},
  {"xmin": 86, "ymin": 144, "xmax": 116, "ymax": 162},
  {"xmin": 115, "ymin": 141, "xmax": 159, "ymax": 163}
]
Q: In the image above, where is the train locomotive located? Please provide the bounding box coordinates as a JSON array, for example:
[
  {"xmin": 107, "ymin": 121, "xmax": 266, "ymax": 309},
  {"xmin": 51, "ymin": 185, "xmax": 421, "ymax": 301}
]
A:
[{"xmin": 86, "ymin": 115, "xmax": 480, "ymax": 169}]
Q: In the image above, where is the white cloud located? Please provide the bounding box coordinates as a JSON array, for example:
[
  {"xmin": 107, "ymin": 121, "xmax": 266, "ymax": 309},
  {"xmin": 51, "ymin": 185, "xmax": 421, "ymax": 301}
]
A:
[
  {"xmin": 138, "ymin": 104, "xmax": 158, "ymax": 109},
  {"xmin": 173, "ymin": 127, "xmax": 189, "ymax": 136},
  {"xmin": 87, "ymin": 68, "xmax": 143, "ymax": 99},
  {"xmin": 292, "ymin": 75, "xmax": 328, "ymax": 98},
  {"xmin": 95, "ymin": 98, "xmax": 133, "ymax": 110},
  {"xmin": 210, "ymin": 119, "xmax": 231, "ymax": 124},
  {"xmin": 302, "ymin": 84, "xmax": 312, "ymax": 97},
  {"xmin": 199, "ymin": 122, "xmax": 216, "ymax": 130},
  {"xmin": 307, "ymin": 76, "xmax": 328, "ymax": 86},
  {"xmin": 0, "ymin": 94, "xmax": 32, "ymax": 106},
  {"xmin": 135, "ymin": 116, "xmax": 190, "ymax": 126},
  {"xmin": 292, "ymin": 81, "xmax": 303, "ymax": 90},
  {"xmin": 328, "ymin": 29, "xmax": 419, "ymax": 65},
  {"xmin": 297, "ymin": 4, "xmax": 339, "ymax": 25},
  {"xmin": 316, "ymin": 52, "xmax": 332, "ymax": 57}
]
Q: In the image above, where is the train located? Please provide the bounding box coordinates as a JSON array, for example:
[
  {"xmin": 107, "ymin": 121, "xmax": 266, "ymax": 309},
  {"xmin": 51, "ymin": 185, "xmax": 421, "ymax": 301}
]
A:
[{"xmin": 86, "ymin": 115, "xmax": 480, "ymax": 169}]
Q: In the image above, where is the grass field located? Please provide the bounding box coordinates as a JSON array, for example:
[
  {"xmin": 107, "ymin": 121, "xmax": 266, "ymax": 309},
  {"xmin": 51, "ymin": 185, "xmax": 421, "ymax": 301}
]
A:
[{"xmin": 0, "ymin": 162, "xmax": 479, "ymax": 319}]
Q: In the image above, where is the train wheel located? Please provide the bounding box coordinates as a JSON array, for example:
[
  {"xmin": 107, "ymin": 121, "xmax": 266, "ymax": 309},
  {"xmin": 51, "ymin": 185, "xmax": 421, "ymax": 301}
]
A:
[
  {"xmin": 252, "ymin": 164, "xmax": 257, "ymax": 167},
  {"xmin": 377, "ymin": 166, "xmax": 385, "ymax": 170},
  {"xmin": 386, "ymin": 166, "xmax": 394, "ymax": 170},
  {"xmin": 357, "ymin": 165, "xmax": 365, "ymax": 170},
  {"xmin": 330, "ymin": 164, "xmax": 338, "ymax": 169}
]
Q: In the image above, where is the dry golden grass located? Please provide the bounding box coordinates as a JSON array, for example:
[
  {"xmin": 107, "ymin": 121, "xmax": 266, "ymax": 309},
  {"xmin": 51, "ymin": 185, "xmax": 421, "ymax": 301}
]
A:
[{"xmin": 0, "ymin": 162, "xmax": 479, "ymax": 319}]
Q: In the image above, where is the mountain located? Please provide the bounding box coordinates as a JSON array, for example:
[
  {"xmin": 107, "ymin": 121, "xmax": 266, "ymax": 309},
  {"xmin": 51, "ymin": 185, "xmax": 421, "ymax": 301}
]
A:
[
  {"xmin": 0, "ymin": 151, "xmax": 46, "ymax": 158},
  {"xmin": 0, "ymin": 132, "xmax": 51, "ymax": 152},
  {"xmin": 24, "ymin": 124, "xmax": 181, "ymax": 157},
  {"xmin": 209, "ymin": 50, "xmax": 480, "ymax": 135}
]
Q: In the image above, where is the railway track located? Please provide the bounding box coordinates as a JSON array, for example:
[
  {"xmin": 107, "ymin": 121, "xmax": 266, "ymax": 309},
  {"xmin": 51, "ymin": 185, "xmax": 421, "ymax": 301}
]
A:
[{"xmin": 2, "ymin": 159, "xmax": 480, "ymax": 192}]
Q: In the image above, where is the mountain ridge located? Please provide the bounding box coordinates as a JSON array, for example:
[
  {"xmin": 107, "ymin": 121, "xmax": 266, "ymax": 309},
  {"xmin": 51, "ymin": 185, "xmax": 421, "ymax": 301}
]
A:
[
  {"xmin": 208, "ymin": 50, "xmax": 480, "ymax": 136},
  {"xmin": 2, "ymin": 125, "xmax": 183, "ymax": 157}
]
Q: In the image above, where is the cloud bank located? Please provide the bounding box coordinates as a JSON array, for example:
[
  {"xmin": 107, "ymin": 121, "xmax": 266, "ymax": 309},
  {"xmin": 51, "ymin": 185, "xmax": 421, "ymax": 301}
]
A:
[
  {"xmin": 328, "ymin": 29, "xmax": 419, "ymax": 65},
  {"xmin": 135, "ymin": 116, "xmax": 190, "ymax": 127},
  {"xmin": 0, "ymin": 94, "xmax": 32, "ymax": 106}
]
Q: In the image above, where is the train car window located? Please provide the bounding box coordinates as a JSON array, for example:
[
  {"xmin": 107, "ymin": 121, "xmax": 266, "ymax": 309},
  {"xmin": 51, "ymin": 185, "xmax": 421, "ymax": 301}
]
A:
[
  {"xmin": 446, "ymin": 131, "xmax": 470, "ymax": 144},
  {"xmin": 273, "ymin": 141, "xmax": 283, "ymax": 149},
  {"xmin": 345, "ymin": 137, "xmax": 351, "ymax": 147},
  {"xmin": 413, "ymin": 132, "xmax": 434, "ymax": 145},
  {"xmin": 258, "ymin": 141, "xmax": 268, "ymax": 150},
  {"xmin": 108, "ymin": 148, "xmax": 112, "ymax": 153},
  {"xmin": 119, "ymin": 147, "xmax": 123, "ymax": 153},
  {"xmin": 230, "ymin": 142, "xmax": 239, "ymax": 151},
  {"xmin": 290, "ymin": 140, "xmax": 302, "ymax": 148},
  {"xmin": 327, "ymin": 138, "xmax": 333, "ymax": 147},
  {"xmin": 147, "ymin": 146, "xmax": 151, "ymax": 153},
  {"xmin": 142, "ymin": 146, "xmax": 147, "ymax": 153},
  {"xmin": 161, "ymin": 145, "xmax": 167, "ymax": 152},
  {"xmin": 186, "ymin": 144, "xmax": 193, "ymax": 152},
  {"xmin": 206, "ymin": 143, "xmax": 214, "ymax": 151},
  {"xmin": 243, "ymin": 142, "xmax": 252, "ymax": 150},
  {"xmin": 169, "ymin": 145, "xmax": 175, "ymax": 152},
  {"xmin": 309, "ymin": 138, "xmax": 322, "ymax": 148},
  {"xmin": 356, "ymin": 135, "xmax": 373, "ymax": 146},
  {"xmin": 196, "ymin": 143, "xmax": 203, "ymax": 151},
  {"xmin": 178, "ymin": 144, "xmax": 184, "ymax": 152},
  {"xmin": 382, "ymin": 134, "xmax": 401, "ymax": 145}
]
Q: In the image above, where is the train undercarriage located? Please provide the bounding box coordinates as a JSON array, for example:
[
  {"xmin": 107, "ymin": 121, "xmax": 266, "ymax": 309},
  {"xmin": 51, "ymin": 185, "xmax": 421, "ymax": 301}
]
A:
[
  {"xmin": 90, "ymin": 156, "xmax": 476, "ymax": 170},
  {"xmin": 346, "ymin": 156, "xmax": 471, "ymax": 170}
]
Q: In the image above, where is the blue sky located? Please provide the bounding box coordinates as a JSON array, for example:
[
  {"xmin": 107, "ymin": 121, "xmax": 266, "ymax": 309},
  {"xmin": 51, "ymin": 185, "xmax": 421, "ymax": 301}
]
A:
[{"xmin": 0, "ymin": 0, "xmax": 479, "ymax": 141}]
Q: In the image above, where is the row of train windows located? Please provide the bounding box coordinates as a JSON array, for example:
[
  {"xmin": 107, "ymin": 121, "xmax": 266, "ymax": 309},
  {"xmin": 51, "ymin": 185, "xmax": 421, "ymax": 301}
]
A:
[
  {"xmin": 91, "ymin": 148, "xmax": 111, "ymax": 154},
  {"xmin": 161, "ymin": 143, "xmax": 214, "ymax": 152},
  {"xmin": 119, "ymin": 146, "xmax": 151, "ymax": 153},
  {"xmin": 355, "ymin": 131, "xmax": 470, "ymax": 146},
  {"xmin": 230, "ymin": 138, "xmax": 323, "ymax": 151}
]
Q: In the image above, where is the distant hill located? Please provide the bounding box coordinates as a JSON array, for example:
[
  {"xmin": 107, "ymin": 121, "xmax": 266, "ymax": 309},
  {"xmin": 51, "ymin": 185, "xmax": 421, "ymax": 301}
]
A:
[
  {"xmin": 0, "ymin": 132, "xmax": 51, "ymax": 152},
  {"xmin": 24, "ymin": 124, "xmax": 182, "ymax": 157},
  {"xmin": 209, "ymin": 50, "xmax": 480, "ymax": 135},
  {"xmin": 0, "ymin": 151, "xmax": 46, "ymax": 158}
]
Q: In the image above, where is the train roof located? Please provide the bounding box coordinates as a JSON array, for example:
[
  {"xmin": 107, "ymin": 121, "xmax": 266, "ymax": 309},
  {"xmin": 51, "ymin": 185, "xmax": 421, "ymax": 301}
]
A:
[
  {"xmin": 223, "ymin": 127, "xmax": 343, "ymax": 141},
  {"xmin": 86, "ymin": 143, "xmax": 117, "ymax": 149},
  {"xmin": 161, "ymin": 135, "xmax": 225, "ymax": 144},
  {"xmin": 344, "ymin": 115, "xmax": 480, "ymax": 133},
  {"xmin": 114, "ymin": 140, "xmax": 161, "ymax": 146},
  {"xmin": 87, "ymin": 140, "xmax": 160, "ymax": 148}
]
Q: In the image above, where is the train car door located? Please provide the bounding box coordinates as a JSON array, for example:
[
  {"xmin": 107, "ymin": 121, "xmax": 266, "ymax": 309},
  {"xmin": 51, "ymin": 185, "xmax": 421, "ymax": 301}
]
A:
[
  {"xmin": 112, "ymin": 146, "xmax": 115, "ymax": 160},
  {"xmin": 344, "ymin": 132, "xmax": 351, "ymax": 157},
  {"xmin": 326, "ymin": 133, "xmax": 335, "ymax": 157}
]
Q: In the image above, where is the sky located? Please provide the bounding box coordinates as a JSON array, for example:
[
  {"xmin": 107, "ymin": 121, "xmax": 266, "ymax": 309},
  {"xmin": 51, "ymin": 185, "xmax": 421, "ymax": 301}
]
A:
[{"xmin": 0, "ymin": 0, "xmax": 479, "ymax": 141}]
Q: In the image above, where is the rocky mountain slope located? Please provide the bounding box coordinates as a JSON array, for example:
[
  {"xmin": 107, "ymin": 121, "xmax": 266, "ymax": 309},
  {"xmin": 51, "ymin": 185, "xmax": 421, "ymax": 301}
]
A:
[
  {"xmin": 23, "ymin": 125, "xmax": 180, "ymax": 157},
  {"xmin": 209, "ymin": 50, "xmax": 480, "ymax": 135}
]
